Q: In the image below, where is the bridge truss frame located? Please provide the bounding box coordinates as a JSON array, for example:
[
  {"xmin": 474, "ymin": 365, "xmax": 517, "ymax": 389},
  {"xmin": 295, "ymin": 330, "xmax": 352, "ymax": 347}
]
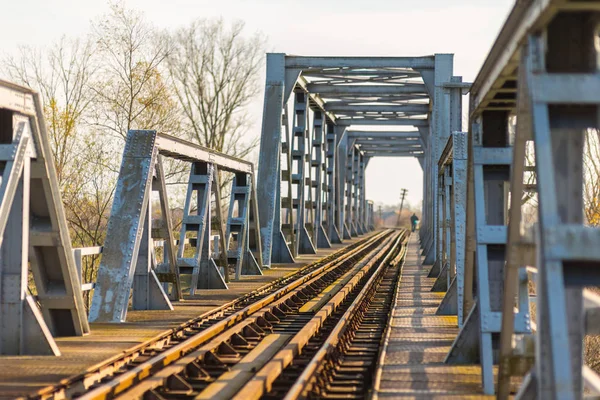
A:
[
  {"xmin": 256, "ymin": 53, "xmax": 461, "ymax": 268},
  {"xmin": 89, "ymin": 131, "xmax": 263, "ymax": 323}
]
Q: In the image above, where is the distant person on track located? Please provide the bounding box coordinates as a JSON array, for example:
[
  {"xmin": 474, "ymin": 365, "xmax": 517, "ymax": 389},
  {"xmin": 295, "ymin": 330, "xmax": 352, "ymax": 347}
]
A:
[{"xmin": 410, "ymin": 213, "xmax": 419, "ymax": 232}]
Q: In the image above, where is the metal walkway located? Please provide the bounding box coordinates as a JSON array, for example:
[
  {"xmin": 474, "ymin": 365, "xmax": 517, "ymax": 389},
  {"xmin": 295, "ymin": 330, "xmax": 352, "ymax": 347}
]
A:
[{"xmin": 375, "ymin": 234, "xmax": 488, "ymax": 399}]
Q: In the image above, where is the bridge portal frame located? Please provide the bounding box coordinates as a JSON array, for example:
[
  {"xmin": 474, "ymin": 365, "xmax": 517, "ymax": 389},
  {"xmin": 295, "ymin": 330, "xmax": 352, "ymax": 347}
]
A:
[{"xmin": 256, "ymin": 53, "xmax": 457, "ymax": 268}]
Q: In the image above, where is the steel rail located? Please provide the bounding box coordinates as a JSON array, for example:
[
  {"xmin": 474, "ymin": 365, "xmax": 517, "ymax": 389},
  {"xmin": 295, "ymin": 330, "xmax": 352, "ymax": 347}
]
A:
[
  {"xmin": 284, "ymin": 238, "xmax": 406, "ymax": 400},
  {"xmin": 107, "ymin": 232, "xmax": 395, "ymax": 399},
  {"xmin": 282, "ymin": 232, "xmax": 407, "ymax": 400},
  {"xmin": 27, "ymin": 231, "xmax": 385, "ymax": 400},
  {"xmin": 231, "ymin": 230, "xmax": 406, "ymax": 400},
  {"xmin": 72, "ymin": 231, "xmax": 392, "ymax": 400}
]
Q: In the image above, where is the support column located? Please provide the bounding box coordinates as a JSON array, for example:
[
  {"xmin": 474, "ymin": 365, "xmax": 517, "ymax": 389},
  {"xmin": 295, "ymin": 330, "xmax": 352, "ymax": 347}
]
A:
[
  {"xmin": 350, "ymin": 147, "xmax": 360, "ymax": 235},
  {"xmin": 132, "ymin": 195, "xmax": 173, "ymax": 311},
  {"xmin": 326, "ymin": 123, "xmax": 342, "ymax": 243},
  {"xmin": 453, "ymin": 132, "xmax": 468, "ymax": 327},
  {"xmin": 337, "ymin": 133, "xmax": 351, "ymax": 240},
  {"xmin": 90, "ymin": 131, "xmax": 176, "ymax": 323},
  {"xmin": 358, "ymin": 154, "xmax": 368, "ymax": 233},
  {"xmin": 423, "ymin": 54, "xmax": 453, "ymax": 265},
  {"xmin": 312, "ymin": 111, "xmax": 331, "ymax": 248},
  {"xmin": 257, "ymin": 53, "xmax": 294, "ymax": 267},
  {"xmin": 446, "ymin": 112, "xmax": 530, "ymax": 395},
  {"xmin": 291, "ymin": 91, "xmax": 316, "ymax": 255}
]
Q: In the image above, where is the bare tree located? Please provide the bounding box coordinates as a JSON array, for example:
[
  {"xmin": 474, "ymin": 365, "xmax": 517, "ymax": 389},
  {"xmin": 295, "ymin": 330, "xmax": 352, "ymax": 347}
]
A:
[
  {"xmin": 64, "ymin": 135, "xmax": 117, "ymax": 309},
  {"xmin": 166, "ymin": 19, "xmax": 264, "ymax": 158},
  {"xmin": 2, "ymin": 37, "xmax": 97, "ymax": 186},
  {"xmin": 91, "ymin": 2, "xmax": 180, "ymax": 141}
]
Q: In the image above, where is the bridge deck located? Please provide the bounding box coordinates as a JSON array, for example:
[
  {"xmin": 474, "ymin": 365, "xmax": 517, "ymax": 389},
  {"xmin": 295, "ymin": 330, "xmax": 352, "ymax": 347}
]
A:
[
  {"xmin": 0, "ymin": 238, "xmax": 362, "ymax": 400},
  {"xmin": 375, "ymin": 234, "xmax": 491, "ymax": 399}
]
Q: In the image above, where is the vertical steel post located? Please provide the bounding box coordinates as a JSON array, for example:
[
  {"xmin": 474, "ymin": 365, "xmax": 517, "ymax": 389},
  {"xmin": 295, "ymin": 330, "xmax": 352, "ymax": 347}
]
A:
[
  {"xmin": 312, "ymin": 112, "xmax": 332, "ymax": 248},
  {"xmin": 292, "ymin": 91, "xmax": 316, "ymax": 254},
  {"xmin": 326, "ymin": 123, "xmax": 342, "ymax": 243},
  {"xmin": 346, "ymin": 145, "xmax": 356, "ymax": 237},
  {"xmin": 90, "ymin": 131, "xmax": 176, "ymax": 322},
  {"xmin": 423, "ymin": 55, "xmax": 453, "ymax": 268},
  {"xmin": 337, "ymin": 132, "xmax": 351, "ymax": 239},
  {"xmin": 257, "ymin": 53, "xmax": 294, "ymax": 267},
  {"xmin": 226, "ymin": 172, "xmax": 262, "ymax": 279}
]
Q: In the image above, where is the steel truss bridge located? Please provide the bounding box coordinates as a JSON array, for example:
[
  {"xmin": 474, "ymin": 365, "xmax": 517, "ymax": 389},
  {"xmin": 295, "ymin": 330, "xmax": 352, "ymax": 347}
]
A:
[{"xmin": 0, "ymin": 1, "xmax": 600, "ymax": 399}]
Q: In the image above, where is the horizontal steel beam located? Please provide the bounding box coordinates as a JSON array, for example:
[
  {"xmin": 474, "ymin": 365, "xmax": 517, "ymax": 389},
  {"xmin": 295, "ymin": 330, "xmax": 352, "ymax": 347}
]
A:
[
  {"xmin": 308, "ymin": 84, "xmax": 427, "ymax": 95},
  {"xmin": 348, "ymin": 131, "xmax": 421, "ymax": 138},
  {"xmin": 302, "ymin": 70, "xmax": 422, "ymax": 77},
  {"xmin": 357, "ymin": 138, "xmax": 422, "ymax": 145},
  {"xmin": 338, "ymin": 119, "xmax": 428, "ymax": 127},
  {"xmin": 363, "ymin": 152, "xmax": 423, "ymax": 157},
  {"xmin": 155, "ymin": 133, "xmax": 254, "ymax": 174},
  {"xmin": 0, "ymin": 79, "xmax": 36, "ymax": 115},
  {"xmin": 354, "ymin": 139, "xmax": 421, "ymax": 145},
  {"xmin": 326, "ymin": 104, "xmax": 429, "ymax": 113},
  {"xmin": 364, "ymin": 149, "xmax": 423, "ymax": 153},
  {"xmin": 335, "ymin": 111, "xmax": 427, "ymax": 118},
  {"xmin": 320, "ymin": 94, "xmax": 430, "ymax": 101},
  {"xmin": 363, "ymin": 149, "xmax": 423, "ymax": 154},
  {"xmin": 363, "ymin": 147, "xmax": 423, "ymax": 152},
  {"xmin": 359, "ymin": 145, "xmax": 422, "ymax": 150},
  {"xmin": 285, "ymin": 56, "xmax": 435, "ymax": 69}
]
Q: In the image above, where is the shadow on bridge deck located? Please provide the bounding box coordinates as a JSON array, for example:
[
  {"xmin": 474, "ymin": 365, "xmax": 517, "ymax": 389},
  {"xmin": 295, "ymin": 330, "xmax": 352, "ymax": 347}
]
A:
[
  {"xmin": 375, "ymin": 234, "xmax": 492, "ymax": 399},
  {"xmin": 0, "ymin": 236, "xmax": 365, "ymax": 399}
]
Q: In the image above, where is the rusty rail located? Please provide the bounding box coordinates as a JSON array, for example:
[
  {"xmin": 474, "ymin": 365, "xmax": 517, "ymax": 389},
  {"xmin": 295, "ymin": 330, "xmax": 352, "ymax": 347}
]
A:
[{"xmin": 28, "ymin": 231, "xmax": 387, "ymax": 400}]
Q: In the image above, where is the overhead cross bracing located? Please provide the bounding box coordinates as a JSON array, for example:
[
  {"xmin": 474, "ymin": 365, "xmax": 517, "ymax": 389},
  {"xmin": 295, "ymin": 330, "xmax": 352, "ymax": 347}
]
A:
[
  {"xmin": 348, "ymin": 130, "xmax": 425, "ymax": 157},
  {"xmin": 293, "ymin": 57, "xmax": 431, "ymax": 127}
]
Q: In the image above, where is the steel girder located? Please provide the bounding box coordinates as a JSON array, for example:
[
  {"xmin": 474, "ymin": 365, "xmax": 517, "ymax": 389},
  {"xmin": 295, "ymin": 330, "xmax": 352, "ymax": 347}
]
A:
[
  {"xmin": 348, "ymin": 130, "xmax": 422, "ymax": 138},
  {"xmin": 325, "ymin": 104, "xmax": 429, "ymax": 113},
  {"xmin": 284, "ymin": 56, "xmax": 435, "ymax": 69}
]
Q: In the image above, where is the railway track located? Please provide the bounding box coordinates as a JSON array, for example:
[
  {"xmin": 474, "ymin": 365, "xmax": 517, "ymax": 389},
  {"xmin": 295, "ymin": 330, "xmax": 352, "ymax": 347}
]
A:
[{"xmin": 31, "ymin": 229, "xmax": 408, "ymax": 400}]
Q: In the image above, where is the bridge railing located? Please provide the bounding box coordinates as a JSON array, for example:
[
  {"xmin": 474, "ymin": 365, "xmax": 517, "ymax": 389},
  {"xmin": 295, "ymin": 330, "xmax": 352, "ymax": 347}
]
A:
[
  {"xmin": 73, "ymin": 235, "xmax": 226, "ymax": 294},
  {"xmin": 73, "ymin": 246, "xmax": 103, "ymax": 292}
]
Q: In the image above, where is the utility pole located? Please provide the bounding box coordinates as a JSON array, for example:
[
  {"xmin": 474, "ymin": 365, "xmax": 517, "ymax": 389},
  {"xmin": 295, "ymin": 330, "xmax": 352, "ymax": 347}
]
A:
[
  {"xmin": 397, "ymin": 188, "xmax": 408, "ymax": 226},
  {"xmin": 378, "ymin": 205, "xmax": 382, "ymax": 227}
]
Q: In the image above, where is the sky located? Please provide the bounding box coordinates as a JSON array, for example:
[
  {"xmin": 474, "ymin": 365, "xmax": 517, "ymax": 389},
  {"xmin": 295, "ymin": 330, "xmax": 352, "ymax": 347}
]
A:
[{"xmin": 1, "ymin": 0, "xmax": 516, "ymax": 209}]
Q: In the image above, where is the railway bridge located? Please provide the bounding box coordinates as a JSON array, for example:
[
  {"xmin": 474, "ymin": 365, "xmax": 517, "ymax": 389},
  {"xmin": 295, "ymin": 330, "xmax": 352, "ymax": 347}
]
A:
[{"xmin": 0, "ymin": 1, "xmax": 599, "ymax": 399}]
